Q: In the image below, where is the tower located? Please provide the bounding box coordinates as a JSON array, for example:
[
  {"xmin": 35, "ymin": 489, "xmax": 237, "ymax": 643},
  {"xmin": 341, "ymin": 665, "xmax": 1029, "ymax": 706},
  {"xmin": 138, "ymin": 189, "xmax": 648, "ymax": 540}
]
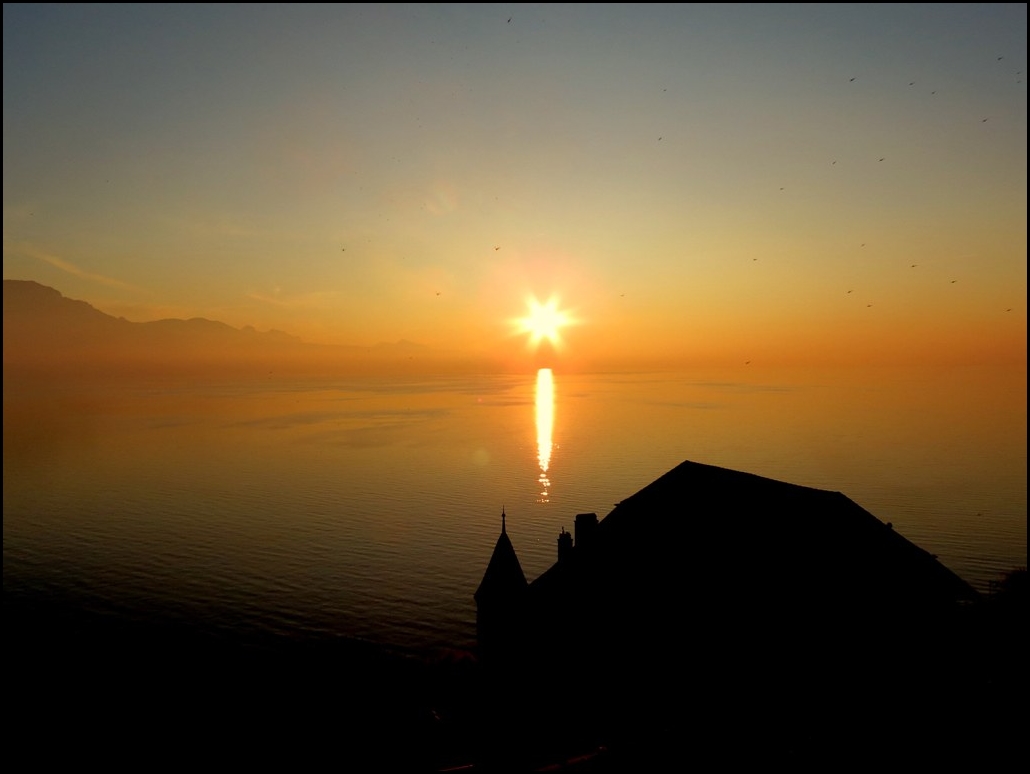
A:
[{"xmin": 474, "ymin": 508, "xmax": 528, "ymax": 666}]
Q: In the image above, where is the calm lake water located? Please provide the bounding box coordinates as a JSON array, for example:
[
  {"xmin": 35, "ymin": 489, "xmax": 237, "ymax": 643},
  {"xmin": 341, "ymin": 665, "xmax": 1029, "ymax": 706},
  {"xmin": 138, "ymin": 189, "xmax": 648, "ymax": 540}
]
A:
[{"xmin": 4, "ymin": 365, "xmax": 1026, "ymax": 656}]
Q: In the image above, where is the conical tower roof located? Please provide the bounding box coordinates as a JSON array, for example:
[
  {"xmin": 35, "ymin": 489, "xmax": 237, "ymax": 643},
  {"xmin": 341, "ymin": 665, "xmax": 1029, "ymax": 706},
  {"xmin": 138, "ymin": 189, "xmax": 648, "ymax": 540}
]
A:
[{"xmin": 475, "ymin": 509, "xmax": 527, "ymax": 604}]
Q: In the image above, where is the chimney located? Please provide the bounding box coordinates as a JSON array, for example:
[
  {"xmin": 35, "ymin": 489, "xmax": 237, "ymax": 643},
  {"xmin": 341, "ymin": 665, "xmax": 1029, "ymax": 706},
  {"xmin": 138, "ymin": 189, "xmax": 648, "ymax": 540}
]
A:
[{"xmin": 557, "ymin": 527, "xmax": 573, "ymax": 563}]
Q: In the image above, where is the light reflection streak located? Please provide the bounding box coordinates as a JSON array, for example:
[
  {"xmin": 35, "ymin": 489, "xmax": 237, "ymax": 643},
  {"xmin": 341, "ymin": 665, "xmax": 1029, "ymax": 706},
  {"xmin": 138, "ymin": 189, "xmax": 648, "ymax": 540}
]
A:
[{"xmin": 535, "ymin": 368, "xmax": 554, "ymax": 502}]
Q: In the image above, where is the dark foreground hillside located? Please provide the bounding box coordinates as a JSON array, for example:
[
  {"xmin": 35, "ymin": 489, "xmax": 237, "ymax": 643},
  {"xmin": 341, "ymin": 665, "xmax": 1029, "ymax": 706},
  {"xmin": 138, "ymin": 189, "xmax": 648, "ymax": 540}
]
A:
[{"xmin": 6, "ymin": 568, "xmax": 1025, "ymax": 773}]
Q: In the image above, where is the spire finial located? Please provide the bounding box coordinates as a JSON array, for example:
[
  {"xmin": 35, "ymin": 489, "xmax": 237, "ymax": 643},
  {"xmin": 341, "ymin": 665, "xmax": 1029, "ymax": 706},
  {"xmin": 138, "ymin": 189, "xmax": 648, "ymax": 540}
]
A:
[{"xmin": 501, "ymin": 506, "xmax": 506, "ymax": 533}]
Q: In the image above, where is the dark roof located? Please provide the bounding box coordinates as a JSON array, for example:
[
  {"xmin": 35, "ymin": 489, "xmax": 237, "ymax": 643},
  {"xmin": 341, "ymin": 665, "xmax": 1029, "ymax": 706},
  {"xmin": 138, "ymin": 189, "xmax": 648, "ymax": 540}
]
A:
[
  {"xmin": 475, "ymin": 513, "xmax": 527, "ymax": 603},
  {"xmin": 529, "ymin": 458, "xmax": 978, "ymax": 611}
]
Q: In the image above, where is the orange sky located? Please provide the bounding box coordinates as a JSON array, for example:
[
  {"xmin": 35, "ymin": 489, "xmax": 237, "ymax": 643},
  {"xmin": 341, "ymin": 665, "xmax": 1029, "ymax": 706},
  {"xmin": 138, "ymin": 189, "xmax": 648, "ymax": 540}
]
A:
[{"xmin": 3, "ymin": 4, "xmax": 1026, "ymax": 371}]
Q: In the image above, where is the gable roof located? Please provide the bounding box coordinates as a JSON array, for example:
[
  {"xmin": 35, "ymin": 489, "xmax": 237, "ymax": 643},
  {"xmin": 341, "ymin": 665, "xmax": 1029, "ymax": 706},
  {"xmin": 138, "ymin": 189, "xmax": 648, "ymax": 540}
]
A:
[{"xmin": 529, "ymin": 458, "xmax": 978, "ymax": 611}]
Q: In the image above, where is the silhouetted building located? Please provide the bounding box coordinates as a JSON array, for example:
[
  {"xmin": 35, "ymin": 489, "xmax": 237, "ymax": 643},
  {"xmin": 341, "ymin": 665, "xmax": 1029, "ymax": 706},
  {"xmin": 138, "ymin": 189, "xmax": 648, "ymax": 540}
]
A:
[
  {"xmin": 474, "ymin": 459, "xmax": 982, "ymax": 768},
  {"xmin": 474, "ymin": 508, "xmax": 528, "ymax": 669}
]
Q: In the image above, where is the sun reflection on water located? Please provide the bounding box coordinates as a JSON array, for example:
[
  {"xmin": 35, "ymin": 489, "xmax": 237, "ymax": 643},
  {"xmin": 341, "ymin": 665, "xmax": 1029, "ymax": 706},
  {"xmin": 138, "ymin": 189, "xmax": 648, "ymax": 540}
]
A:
[{"xmin": 535, "ymin": 367, "xmax": 554, "ymax": 502}]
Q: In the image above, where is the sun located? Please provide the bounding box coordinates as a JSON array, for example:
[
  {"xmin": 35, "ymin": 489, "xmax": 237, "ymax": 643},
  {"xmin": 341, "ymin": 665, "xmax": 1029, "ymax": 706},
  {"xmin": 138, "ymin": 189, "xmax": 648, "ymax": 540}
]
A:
[{"xmin": 513, "ymin": 294, "xmax": 577, "ymax": 351}]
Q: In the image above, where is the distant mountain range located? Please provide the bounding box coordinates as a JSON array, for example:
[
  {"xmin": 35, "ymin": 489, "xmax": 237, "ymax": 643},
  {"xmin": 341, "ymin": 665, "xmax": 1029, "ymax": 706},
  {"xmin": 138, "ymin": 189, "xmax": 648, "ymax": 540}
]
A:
[{"xmin": 3, "ymin": 280, "xmax": 429, "ymax": 376}]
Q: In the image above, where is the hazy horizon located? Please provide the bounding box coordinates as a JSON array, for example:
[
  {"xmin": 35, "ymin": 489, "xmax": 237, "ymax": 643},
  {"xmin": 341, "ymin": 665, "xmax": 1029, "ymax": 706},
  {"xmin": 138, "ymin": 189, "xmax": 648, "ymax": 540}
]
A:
[
  {"xmin": 3, "ymin": 4, "xmax": 1026, "ymax": 373},
  {"xmin": 5, "ymin": 278, "xmax": 1027, "ymax": 379}
]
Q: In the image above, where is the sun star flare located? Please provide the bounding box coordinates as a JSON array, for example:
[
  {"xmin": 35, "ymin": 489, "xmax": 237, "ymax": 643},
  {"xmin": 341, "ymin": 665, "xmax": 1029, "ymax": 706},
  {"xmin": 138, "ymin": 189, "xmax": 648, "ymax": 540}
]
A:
[{"xmin": 513, "ymin": 295, "xmax": 577, "ymax": 352}]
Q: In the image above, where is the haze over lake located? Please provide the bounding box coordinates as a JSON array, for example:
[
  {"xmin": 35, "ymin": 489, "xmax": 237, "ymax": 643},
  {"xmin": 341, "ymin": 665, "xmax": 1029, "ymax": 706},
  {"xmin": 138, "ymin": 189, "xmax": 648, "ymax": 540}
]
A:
[{"xmin": 5, "ymin": 360, "xmax": 1025, "ymax": 655}]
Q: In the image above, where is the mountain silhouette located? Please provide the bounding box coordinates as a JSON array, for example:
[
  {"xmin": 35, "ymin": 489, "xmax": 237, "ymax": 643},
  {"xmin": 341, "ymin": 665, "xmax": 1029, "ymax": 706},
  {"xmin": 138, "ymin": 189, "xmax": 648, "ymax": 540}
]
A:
[{"xmin": 2, "ymin": 280, "xmax": 425, "ymax": 376}]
